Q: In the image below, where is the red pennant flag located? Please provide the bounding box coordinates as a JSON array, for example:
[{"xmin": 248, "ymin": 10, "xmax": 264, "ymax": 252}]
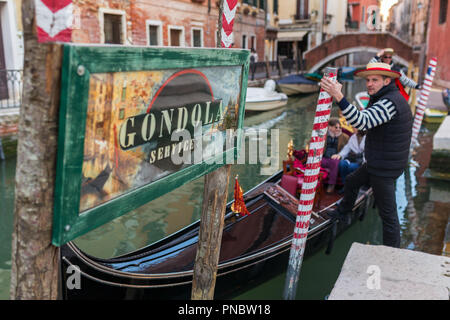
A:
[{"xmin": 231, "ymin": 176, "xmax": 250, "ymax": 216}]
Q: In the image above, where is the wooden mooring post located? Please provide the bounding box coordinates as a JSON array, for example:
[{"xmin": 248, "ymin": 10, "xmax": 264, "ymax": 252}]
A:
[
  {"xmin": 10, "ymin": 0, "xmax": 62, "ymax": 299},
  {"xmin": 191, "ymin": 0, "xmax": 236, "ymax": 300},
  {"xmin": 191, "ymin": 165, "xmax": 232, "ymax": 299}
]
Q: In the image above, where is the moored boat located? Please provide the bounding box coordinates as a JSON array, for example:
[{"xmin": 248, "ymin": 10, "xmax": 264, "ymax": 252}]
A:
[
  {"xmin": 338, "ymin": 66, "xmax": 356, "ymax": 80},
  {"xmin": 304, "ymin": 72, "xmax": 322, "ymax": 82},
  {"xmin": 277, "ymin": 74, "xmax": 319, "ymax": 95},
  {"xmin": 60, "ymin": 168, "xmax": 373, "ymax": 300},
  {"xmin": 245, "ymin": 80, "xmax": 288, "ymax": 112},
  {"xmin": 424, "ymin": 108, "xmax": 447, "ymax": 124}
]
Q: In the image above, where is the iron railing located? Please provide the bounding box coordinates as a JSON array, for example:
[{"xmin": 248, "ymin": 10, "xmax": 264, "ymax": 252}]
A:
[
  {"xmin": 0, "ymin": 69, "xmax": 23, "ymax": 109},
  {"xmin": 249, "ymin": 58, "xmax": 304, "ymax": 81}
]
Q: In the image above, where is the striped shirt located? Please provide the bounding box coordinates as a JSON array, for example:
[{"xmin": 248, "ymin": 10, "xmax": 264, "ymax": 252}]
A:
[
  {"xmin": 369, "ymin": 56, "xmax": 418, "ymax": 88},
  {"xmin": 338, "ymin": 97, "xmax": 397, "ymax": 131}
]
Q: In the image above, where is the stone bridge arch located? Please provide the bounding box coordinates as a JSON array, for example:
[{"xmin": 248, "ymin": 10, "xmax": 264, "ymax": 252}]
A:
[{"xmin": 304, "ymin": 32, "xmax": 419, "ymax": 73}]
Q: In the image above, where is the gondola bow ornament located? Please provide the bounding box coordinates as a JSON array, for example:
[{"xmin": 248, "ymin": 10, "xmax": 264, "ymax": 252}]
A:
[{"xmin": 231, "ymin": 175, "xmax": 250, "ymax": 216}]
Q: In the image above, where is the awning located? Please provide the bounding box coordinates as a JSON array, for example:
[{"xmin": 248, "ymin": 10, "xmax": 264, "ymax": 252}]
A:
[{"xmin": 277, "ymin": 30, "xmax": 308, "ymax": 42}]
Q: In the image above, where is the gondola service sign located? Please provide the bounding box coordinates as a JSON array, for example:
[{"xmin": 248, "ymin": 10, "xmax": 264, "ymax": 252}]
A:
[{"xmin": 53, "ymin": 45, "xmax": 250, "ymax": 245}]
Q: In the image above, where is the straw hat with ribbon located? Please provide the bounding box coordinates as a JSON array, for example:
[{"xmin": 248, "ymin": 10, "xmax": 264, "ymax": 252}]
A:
[
  {"xmin": 354, "ymin": 62, "xmax": 400, "ymax": 79},
  {"xmin": 383, "ymin": 48, "xmax": 395, "ymax": 55}
]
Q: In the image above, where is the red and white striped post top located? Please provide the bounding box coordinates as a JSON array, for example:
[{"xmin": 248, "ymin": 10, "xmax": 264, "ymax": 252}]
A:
[
  {"xmin": 35, "ymin": 0, "xmax": 73, "ymax": 43},
  {"xmin": 411, "ymin": 57, "xmax": 438, "ymax": 146},
  {"xmin": 283, "ymin": 67, "xmax": 338, "ymax": 300},
  {"xmin": 221, "ymin": 0, "xmax": 238, "ymax": 48}
]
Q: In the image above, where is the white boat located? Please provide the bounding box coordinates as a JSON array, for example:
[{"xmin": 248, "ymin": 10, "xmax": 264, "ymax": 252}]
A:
[
  {"xmin": 245, "ymin": 80, "xmax": 288, "ymax": 112},
  {"xmin": 424, "ymin": 108, "xmax": 447, "ymax": 124},
  {"xmin": 276, "ymin": 74, "xmax": 319, "ymax": 95}
]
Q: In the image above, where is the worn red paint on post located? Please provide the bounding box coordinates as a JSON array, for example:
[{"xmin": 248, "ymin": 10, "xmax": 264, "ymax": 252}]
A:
[
  {"xmin": 36, "ymin": 0, "xmax": 73, "ymax": 43},
  {"xmin": 221, "ymin": 0, "xmax": 238, "ymax": 48},
  {"xmin": 283, "ymin": 68, "xmax": 337, "ymax": 300}
]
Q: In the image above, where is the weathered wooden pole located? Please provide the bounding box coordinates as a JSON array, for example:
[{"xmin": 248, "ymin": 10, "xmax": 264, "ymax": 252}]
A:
[
  {"xmin": 191, "ymin": 0, "xmax": 237, "ymax": 300},
  {"xmin": 283, "ymin": 67, "xmax": 337, "ymax": 300},
  {"xmin": 191, "ymin": 165, "xmax": 232, "ymax": 299},
  {"xmin": 10, "ymin": 0, "xmax": 63, "ymax": 299},
  {"xmin": 411, "ymin": 57, "xmax": 437, "ymax": 148}
]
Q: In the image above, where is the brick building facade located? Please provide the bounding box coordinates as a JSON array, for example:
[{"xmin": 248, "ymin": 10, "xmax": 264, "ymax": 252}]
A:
[
  {"xmin": 347, "ymin": 0, "xmax": 380, "ymax": 31},
  {"xmin": 427, "ymin": 0, "xmax": 450, "ymax": 88},
  {"xmin": 72, "ymin": 0, "xmax": 220, "ymax": 47},
  {"xmin": 71, "ymin": 0, "xmax": 266, "ymax": 60}
]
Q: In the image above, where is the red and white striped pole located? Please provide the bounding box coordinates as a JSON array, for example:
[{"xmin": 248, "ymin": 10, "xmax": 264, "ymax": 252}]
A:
[
  {"xmin": 35, "ymin": 0, "xmax": 73, "ymax": 43},
  {"xmin": 411, "ymin": 57, "xmax": 437, "ymax": 147},
  {"xmin": 283, "ymin": 67, "xmax": 338, "ymax": 300},
  {"xmin": 220, "ymin": 0, "xmax": 238, "ymax": 48}
]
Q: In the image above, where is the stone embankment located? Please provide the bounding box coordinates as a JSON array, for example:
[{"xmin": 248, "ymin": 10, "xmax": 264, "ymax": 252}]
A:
[{"xmin": 329, "ymin": 243, "xmax": 450, "ymax": 300}]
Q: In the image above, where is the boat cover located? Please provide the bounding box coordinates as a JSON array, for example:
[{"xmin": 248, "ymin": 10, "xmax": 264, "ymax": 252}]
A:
[{"xmin": 277, "ymin": 74, "xmax": 317, "ymax": 85}]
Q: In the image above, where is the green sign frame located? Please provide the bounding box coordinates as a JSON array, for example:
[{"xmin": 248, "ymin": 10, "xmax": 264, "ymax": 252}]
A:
[{"xmin": 52, "ymin": 44, "xmax": 250, "ymax": 246}]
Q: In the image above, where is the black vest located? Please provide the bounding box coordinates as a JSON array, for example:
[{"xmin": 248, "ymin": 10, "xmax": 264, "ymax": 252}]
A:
[
  {"xmin": 324, "ymin": 134, "xmax": 338, "ymax": 158},
  {"xmin": 365, "ymin": 81, "xmax": 412, "ymax": 178}
]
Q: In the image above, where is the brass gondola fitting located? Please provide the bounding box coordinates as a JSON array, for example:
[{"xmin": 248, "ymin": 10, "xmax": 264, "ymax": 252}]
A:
[{"xmin": 287, "ymin": 139, "xmax": 294, "ymax": 160}]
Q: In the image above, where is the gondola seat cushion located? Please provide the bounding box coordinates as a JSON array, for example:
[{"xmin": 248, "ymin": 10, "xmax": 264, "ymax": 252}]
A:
[{"xmin": 280, "ymin": 174, "xmax": 298, "ymax": 197}]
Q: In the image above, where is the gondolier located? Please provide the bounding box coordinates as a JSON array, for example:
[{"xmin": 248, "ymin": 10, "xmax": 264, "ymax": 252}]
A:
[
  {"xmin": 320, "ymin": 62, "xmax": 413, "ymax": 248},
  {"xmin": 370, "ymin": 48, "xmax": 420, "ymax": 101}
]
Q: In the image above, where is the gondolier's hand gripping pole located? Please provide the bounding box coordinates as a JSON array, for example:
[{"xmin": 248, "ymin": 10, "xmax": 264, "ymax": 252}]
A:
[{"xmin": 320, "ymin": 77, "xmax": 344, "ymax": 103}]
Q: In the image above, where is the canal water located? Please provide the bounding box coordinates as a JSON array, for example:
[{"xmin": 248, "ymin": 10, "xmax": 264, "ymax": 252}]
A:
[{"xmin": 0, "ymin": 78, "xmax": 448, "ymax": 300}]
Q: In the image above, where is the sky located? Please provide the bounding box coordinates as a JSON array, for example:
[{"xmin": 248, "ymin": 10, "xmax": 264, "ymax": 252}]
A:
[{"xmin": 379, "ymin": 0, "xmax": 399, "ymax": 21}]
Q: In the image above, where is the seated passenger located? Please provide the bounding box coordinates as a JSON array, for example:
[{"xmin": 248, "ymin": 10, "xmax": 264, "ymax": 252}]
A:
[
  {"xmin": 334, "ymin": 128, "xmax": 366, "ymax": 186},
  {"xmin": 322, "ymin": 118, "xmax": 349, "ymax": 193}
]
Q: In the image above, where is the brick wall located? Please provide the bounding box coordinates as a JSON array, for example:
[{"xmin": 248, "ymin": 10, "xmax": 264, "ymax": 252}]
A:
[
  {"xmin": 427, "ymin": 0, "xmax": 450, "ymax": 87},
  {"xmin": 72, "ymin": 0, "xmax": 265, "ymax": 59},
  {"xmin": 72, "ymin": 0, "xmax": 221, "ymax": 47},
  {"xmin": 304, "ymin": 33, "xmax": 418, "ymax": 70},
  {"xmin": 0, "ymin": 110, "xmax": 19, "ymax": 136}
]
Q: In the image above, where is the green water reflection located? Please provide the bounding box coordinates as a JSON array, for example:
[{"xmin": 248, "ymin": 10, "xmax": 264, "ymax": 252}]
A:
[{"xmin": 0, "ymin": 159, "xmax": 15, "ymax": 299}]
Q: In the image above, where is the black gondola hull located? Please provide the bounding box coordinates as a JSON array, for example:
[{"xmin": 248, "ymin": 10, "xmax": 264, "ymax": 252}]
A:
[{"xmin": 60, "ymin": 171, "xmax": 373, "ymax": 300}]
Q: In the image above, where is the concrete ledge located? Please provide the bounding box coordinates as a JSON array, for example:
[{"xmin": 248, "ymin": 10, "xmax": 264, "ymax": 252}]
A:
[
  {"xmin": 428, "ymin": 88, "xmax": 448, "ymax": 112},
  {"xmin": 433, "ymin": 116, "xmax": 450, "ymax": 150},
  {"xmin": 328, "ymin": 243, "xmax": 450, "ymax": 300}
]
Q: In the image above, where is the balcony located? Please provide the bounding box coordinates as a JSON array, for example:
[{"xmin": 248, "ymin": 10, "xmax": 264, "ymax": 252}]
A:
[
  {"xmin": 0, "ymin": 70, "xmax": 23, "ymax": 110},
  {"xmin": 294, "ymin": 13, "xmax": 310, "ymax": 22},
  {"xmin": 346, "ymin": 20, "xmax": 359, "ymax": 29}
]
